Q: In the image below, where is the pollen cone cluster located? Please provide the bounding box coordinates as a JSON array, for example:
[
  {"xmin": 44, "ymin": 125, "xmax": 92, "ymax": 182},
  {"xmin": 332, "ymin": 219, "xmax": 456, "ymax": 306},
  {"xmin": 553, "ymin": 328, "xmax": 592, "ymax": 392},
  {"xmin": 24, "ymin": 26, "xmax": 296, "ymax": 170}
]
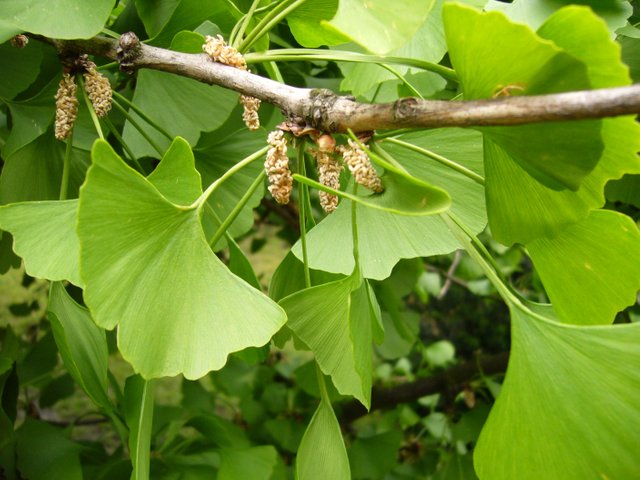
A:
[
  {"xmin": 340, "ymin": 139, "xmax": 383, "ymax": 193},
  {"xmin": 312, "ymin": 135, "xmax": 342, "ymax": 213},
  {"xmin": 265, "ymin": 130, "xmax": 292, "ymax": 204},
  {"xmin": 54, "ymin": 73, "xmax": 78, "ymax": 140},
  {"xmin": 84, "ymin": 63, "xmax": 112, "ymax": 118},
  {"xmin": 203, "ymin": 35, "xmax": 260, "ymax": 130}
]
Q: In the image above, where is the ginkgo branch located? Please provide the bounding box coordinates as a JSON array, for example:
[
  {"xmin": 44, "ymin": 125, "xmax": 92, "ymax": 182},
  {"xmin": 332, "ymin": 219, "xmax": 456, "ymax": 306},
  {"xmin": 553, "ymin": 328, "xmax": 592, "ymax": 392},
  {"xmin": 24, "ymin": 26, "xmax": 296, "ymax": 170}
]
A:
[{"xmin": 38, "ymin": 33, "xmax": 640, "ymax": 134}]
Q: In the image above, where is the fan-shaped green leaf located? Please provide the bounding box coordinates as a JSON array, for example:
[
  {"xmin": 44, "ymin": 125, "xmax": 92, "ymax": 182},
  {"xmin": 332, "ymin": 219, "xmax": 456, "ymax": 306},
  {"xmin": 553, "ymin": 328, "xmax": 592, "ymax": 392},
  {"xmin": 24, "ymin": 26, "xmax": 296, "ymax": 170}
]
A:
[
  {"xmin": 280, "ymin": 273, "xmax": 373, "ymax": 408},
  {"xmin": 325, "ymin": 0, "xmax": 435, "ymax": 54},
  {"xmin": 0, "ymin": 200, "xmax": 81, "ymax": 286},
  {"xmin": 48, "ymin": 282, "xmax": 111, "ymax": 410},
  {"xmin": 147, "ymin": 137, "xmax": 202, "ymax": 205},
  {"xmin": 0, "ymin": 0, "xmax": 115, "ymax": 42},
  {"xmin": 77, "ymin": 141, "xmax": 286, "ymax": 379},
  {"xmin": 218, "ymin": 446, "xmax": 279, "ymax": 480},
  {"xmin": 474, "ymin": 304, "xmax": 640, "ymax": 479},
  {"xmin": 294, "ymin": 129, "xmax": 485, "ymax": 279},
  {"xmin": 296, "ymin": 399, "xmax": 350, "ymax": 480},
  {"xmin": 482, "ymin": 6, "xmax": 640, "ymax": 244},
  {"xmin": 444, "ymin": 3, "xmax": 602, "ymax": 192},
  {"xmin": 527, "ymin": 210, "xmax": 640, "ymax": 326}
]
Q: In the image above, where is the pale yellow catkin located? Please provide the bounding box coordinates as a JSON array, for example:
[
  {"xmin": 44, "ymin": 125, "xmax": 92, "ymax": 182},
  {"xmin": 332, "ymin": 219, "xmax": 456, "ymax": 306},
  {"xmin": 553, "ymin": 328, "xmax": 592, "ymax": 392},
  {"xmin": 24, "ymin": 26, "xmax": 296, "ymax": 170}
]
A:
[
  {"xmin": 203, "ymin": 35, "xmax": 260, "ymax": 130},
  {"xmin": 54, "ymin": 73, "xmax": 78, "ymax": 140},
  {"xmin": 84, "ymin": 66, "xmax": 112, "ymax": 118},
  {"xmin": 340, "ymin": 139, "xmax": 383, "ymax": 193},
  {"xmin": 313, "ymin": 148, "xmax": 342, "ymax": 213},
  {"xmin": 265, "ymin": 130, "xmax": 292, "ymax": 204}
]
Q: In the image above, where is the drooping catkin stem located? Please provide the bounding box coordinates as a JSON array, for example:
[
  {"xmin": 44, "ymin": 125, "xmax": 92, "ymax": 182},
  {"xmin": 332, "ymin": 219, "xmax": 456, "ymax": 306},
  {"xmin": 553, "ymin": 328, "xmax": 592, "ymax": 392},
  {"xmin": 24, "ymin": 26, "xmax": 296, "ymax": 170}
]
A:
[
  {"xmin": 54, "ymin": 73, "xmax": 79, "ymax": 140},
  {"xmin": 265, "ymin": 130, "xmax": 292, "ymax": 204},
  {"xmin": 203, "ymin": 35, "xmax": 261, "ymax": 130}
]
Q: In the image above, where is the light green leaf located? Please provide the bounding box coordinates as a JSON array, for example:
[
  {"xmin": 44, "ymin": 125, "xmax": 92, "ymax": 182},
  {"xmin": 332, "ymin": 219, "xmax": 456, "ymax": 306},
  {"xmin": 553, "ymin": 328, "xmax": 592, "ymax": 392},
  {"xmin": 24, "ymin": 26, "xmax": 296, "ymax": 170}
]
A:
[
  {"xmin": 474, "ymin": 305, "xmax": 640, "ymax": 479},
  {"xmin": 0, "ymin": 0, "xmax": 115, "ymax": 42},
  {"xmin": 295, "ymin": 128, "xmax": 485, "ymax": 279},
  {"xmin": 122, "ymin": 69, "xmax": 237, "ymax": 158},
  {"xmin": 16, "ymin": 419, "xmax": 82, "ymax": 480},
  {"xmin": 124, "ymin": 375, "xmax": 155, "ymax": 480},
  {"xmin": 77, "ymin": 141, "xmax": 286, "ymax": 379},
  {"xmin": 48, "ymin": 282, "xmax": 111, "ymax": 410},
  {"xmin": 486, "ymin": 0, "xmax": 633, "ymax": 32},
  {"xmin": 483, "ymin": 6, "xmax": 640, "ymax": 244},
  {"xmin": 280, "ymin": 273, "xmax": 373, "ymax": 408},
  {"xmin": 147, "ymin": 137, "xmax": 202, "ymax": 205},
  {"xmin": 287, "ymin": 0, "xmax": 349, "ymax": 48},
  {"xmin": 296, "ymin": 399, "xmax": 350, "ymax": 480},
  {"xmin": 444, "ymin": 3, "xmax": 602, "ymax": 192},
  {"xmin": 218, "ymin": 446, "xmax": 279, "ymax": 480},
  {"xmin": 527, "ymin": 210, "xmax": 640, "ymax": 326},
  {"xmin": 0, "ymin": 199, "xmax": 81, "ymax": 286},
  {"xmin": 136, "ymin": 0, "xmax": 226, "ymax": 46},
  {"xmin": 325, "ymin": 0, "xmax": 436, "ymax": 54}
]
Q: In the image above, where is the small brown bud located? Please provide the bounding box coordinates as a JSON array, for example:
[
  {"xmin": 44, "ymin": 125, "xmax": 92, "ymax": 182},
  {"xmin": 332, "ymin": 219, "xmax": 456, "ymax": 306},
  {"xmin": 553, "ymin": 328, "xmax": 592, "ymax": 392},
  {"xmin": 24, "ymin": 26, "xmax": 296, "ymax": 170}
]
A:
[
  {"xmin": 10, "ymin": 35, "xmax": 28, "ymax": 49},
  {"xmin": 317, "ymin": 134, "xmax": 336, "ymax": 152},
  {"xmin": 54, "ymin": 73, "xmax": 78, "ymax": 140}
]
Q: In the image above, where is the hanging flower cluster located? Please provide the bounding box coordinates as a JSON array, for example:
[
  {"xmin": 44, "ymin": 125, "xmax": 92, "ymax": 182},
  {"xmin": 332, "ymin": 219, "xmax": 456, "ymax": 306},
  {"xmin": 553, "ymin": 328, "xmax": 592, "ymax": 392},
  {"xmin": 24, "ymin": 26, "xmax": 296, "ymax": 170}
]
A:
[
  {"xmin": 311, "ymin": 134, "xmax": 342, "ymax": 213},
  {"xmin": 203, "ymin": 35, "xmax": 261, "ymax": 130},
  {"xmin": 265, "ymin": 130, "xmax": 292, "ymax": 204},
  {"xmin": 84, "ymin": 61, "xmax": 113, "ymax": 118},
  {"xmin": 339, "ymin": 139, "xmax": 384, "ymax": 193},
  {"xmin": 54, "ymin": 73, "xmax": 79, "ymax": 140}
]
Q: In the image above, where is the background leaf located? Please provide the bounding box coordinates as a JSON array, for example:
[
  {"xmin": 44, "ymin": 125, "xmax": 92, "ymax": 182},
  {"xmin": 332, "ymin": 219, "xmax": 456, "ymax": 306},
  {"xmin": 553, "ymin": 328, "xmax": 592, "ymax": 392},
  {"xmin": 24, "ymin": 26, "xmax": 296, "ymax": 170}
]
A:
[
  {"xmin": 48, "ymin": 282, "xmax": 111, "ymax": 410},
  {"xmin": 527, "ymin": 210, "xmax": 640, "ymax": 326},
  {"xmin": 218, "ymin": 446, "xmax": 279, "ymax": 480},
  {"xmin": 0, "ymin": 0, "xmax": 116, "ymax": 42},
  {"xmin": 124, "ymin": 375, "xmax": 155, "ymax": 480},
  {"xmin": 122, "ymin": 69, "xmax": 237, "ymax": 158}
]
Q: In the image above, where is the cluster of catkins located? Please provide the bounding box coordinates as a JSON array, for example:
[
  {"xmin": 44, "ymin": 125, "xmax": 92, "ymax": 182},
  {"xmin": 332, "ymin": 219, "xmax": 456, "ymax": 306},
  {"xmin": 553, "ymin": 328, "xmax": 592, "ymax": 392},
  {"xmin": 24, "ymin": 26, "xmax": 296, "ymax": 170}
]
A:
[
  {"xmin": 54, "ymin": 61, "xmax": 112, "ymax": 140},
  {"xmin": 264, "ymin": 130, "xmax": 383, "ymax": 212},
  {"xmin": 203, "ymin": 35, "xmax": 260, "ymax": 131}
]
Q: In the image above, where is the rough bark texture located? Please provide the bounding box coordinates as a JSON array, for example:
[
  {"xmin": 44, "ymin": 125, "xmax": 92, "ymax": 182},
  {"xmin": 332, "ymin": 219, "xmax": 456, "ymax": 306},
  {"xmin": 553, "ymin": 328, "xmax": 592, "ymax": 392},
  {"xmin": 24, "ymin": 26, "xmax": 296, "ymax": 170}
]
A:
[{"xmin": 40, "ymin": 33, "xmax": 640, "ymax": 133}]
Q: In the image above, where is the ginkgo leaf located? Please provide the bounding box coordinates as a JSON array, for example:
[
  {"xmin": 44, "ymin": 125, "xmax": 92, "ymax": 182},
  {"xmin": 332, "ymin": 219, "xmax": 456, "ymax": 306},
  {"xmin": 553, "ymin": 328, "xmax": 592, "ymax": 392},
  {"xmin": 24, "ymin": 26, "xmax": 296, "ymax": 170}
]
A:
[
  {"xmin": 481, "ymin": 6, "xmax": 640, "ymax": 244},
  {"xmin": 48, "ymin": 283, "xmax": 111, "ymax": 410},
  {"xmin": 0, "ymin": 200, "xmax": 82, "ymax": 286},
  {"xmin": 296, "ymin": 399, "xmax": 350, "ymax": 480},
  {"xmin": 474, "ymin": 304, "xmax": 640, "ymax": 479},
  {"xmin": 296, "ymin": 164, "xmax": 451, "ymax": 216},
  {"xmin": 444, "ymin": 3, "xmax": 602, "ymax": 192},
  {"xmin": 124, "ymin": 376, "xmax": 154, "ymax": 480},
  {"xmin": 146, "ymin": 137, "xmax": 202, "ymax": 205},
  {"xmin": 294, "ymin": 129, "xmax": 485, "ymax": 280},
  {"xmin": 527, "ymin": 210, "xmax": 640, "ymax": 326},
  {"xmin": 323, "ymin": 0, "xmax": 435, "ymax": 54},
  {"xmin": 77, "ymin": 140, "xmax": 286, "ymax": 379},
  {"xmin": 279, "ymin": 273, "xmax": 373, "ymax": 408}
]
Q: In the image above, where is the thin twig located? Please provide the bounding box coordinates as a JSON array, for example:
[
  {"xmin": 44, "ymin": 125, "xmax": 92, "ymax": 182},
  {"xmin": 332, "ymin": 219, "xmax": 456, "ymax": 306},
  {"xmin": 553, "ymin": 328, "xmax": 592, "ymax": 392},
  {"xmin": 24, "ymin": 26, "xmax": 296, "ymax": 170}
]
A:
[{"xmin": 35, "ymin": 33, "xmax": 640, "ymax": 134}]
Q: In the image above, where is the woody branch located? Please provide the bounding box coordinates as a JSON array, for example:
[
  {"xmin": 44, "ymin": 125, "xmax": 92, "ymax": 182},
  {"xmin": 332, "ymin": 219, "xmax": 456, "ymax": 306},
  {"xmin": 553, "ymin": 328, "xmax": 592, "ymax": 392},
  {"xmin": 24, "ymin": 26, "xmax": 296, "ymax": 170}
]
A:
[{"xmin": 39, "ymin": 33, "xmax": 640, "ymax": 133}]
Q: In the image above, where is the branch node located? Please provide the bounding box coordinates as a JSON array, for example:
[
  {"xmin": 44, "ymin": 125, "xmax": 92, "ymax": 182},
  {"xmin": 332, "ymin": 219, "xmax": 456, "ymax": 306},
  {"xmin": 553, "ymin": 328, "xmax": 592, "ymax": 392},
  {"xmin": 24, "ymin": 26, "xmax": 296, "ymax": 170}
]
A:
[
  {"xmin": 307, "ymin": 88, "xmax": 341, "ymax": 131},
  {"xmin": 394, "ymin": 97, "xmax": 420, "ymax": 122},
  {"xmin": 117, "ymin": 32, "xmax": 141, "ymax": 74}
]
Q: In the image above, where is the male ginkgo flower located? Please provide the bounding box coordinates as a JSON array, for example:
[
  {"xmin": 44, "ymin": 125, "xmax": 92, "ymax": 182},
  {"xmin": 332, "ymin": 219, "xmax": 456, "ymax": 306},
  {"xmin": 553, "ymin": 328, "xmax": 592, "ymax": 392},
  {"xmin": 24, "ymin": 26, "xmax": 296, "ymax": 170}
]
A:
[
  {"xmin": 203, "ymin": 35, "xmax": 261, "ymax": 130},
  {"xmin": 54, "ymin": 73, "xmax": 78, "ymax": 140},
  {"xmin": 340, "ymin": 139, "xmax": 383, "ymax": 193},
  {"xmin": 84, "ymin": 63, "xmax": 112, "ymax": 118},
  {"xmin": 265, "ymin": 130, "xmax": 292, "ymax": 204}
]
